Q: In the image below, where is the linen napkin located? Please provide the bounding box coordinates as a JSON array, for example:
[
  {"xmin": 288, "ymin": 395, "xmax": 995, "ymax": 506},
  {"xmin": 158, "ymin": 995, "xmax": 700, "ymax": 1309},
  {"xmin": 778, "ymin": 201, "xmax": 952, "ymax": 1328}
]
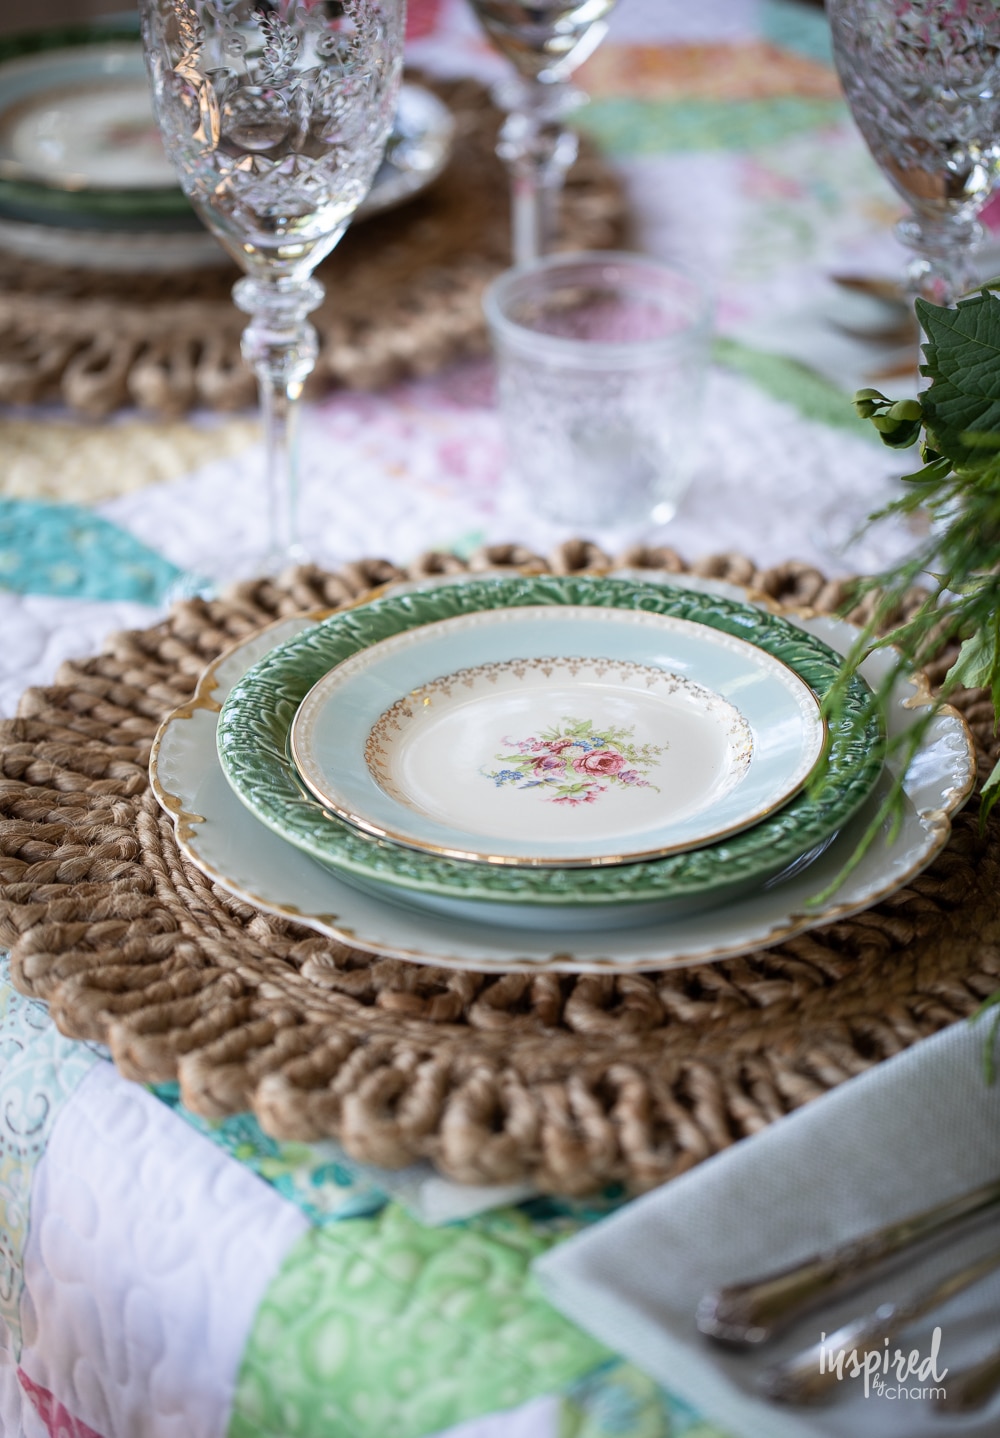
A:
[
  {"xmin": 534, "ymin": 1016, "xmax": 1000, "ymax": 1437},
  {"xmin": 343, "ymin": 1153, "xmax": 534, "ymax": 1225}
]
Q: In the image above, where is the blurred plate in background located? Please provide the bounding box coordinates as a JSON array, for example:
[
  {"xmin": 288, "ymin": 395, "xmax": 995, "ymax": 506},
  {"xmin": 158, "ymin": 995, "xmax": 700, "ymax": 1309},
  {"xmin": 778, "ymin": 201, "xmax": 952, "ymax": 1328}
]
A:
[{"xmin": 0, "ymin": 23, "xmax": 455, "ymax": 267}]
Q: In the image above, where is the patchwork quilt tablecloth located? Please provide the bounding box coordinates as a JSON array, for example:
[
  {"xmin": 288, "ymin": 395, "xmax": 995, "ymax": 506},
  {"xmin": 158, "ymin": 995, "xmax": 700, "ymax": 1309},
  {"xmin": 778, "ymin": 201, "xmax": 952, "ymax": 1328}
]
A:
[{"xmin": 0, "ymin": 2, "xmax": 969, "ymax": 1435}]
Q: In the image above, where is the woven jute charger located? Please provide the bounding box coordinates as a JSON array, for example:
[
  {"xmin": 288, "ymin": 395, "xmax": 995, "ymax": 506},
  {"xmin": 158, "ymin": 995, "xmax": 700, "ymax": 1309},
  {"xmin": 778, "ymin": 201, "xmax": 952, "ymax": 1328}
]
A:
[
  {"xmin": 1, "ymin": 542, "xmax": 998, "ymax": 1196},
  {"xmin": 0, "ymin": 76, "xmax": 625, "ymax": 418}
]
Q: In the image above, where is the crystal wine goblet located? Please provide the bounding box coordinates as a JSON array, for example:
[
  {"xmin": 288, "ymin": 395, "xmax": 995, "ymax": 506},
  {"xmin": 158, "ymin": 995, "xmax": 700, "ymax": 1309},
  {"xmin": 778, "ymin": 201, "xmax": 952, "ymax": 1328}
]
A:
[
  {"xmin": 816, "ymin": 1, "xmax": 1000, "ymax": 571},
  {"xmin": 829, "ymin": 0, "xmax": 1000, "ymax": 311},
  {"xmin": 139, "ymin": 0, "xmax": 406, "ymax": 575},
  {"xmin": 468, "ymin": 0, "xmax": 617, "ymax": 266}
]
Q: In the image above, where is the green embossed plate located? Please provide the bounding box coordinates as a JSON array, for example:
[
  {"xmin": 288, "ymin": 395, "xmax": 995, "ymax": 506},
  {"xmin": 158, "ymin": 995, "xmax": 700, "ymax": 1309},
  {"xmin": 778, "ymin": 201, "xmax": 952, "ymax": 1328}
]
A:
[
  {"xmin": 216, "ymin": 576, "xmax": 884, "ymax": 927},
  {"xmin": 217, "ymin": 575, "xmax": 882, "ymax": 925}
]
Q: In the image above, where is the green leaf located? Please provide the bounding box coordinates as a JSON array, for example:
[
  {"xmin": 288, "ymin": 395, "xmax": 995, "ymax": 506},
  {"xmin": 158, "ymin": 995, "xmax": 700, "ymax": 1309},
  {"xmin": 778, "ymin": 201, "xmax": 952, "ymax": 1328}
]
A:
[
  {"xmin": 899, "ymin": 456, "xmax": 953, "ymax": 484},
  {"xmin": 958, "ymin": 430, "xmax": 1000, "ymax": 450},
  {"xmin": 827, "ymin": 293, "xmax": 1000, "ymax": 948},
  {"xmin": 917, "ymin": 291, "xmax": 1000, "ymax": 466},
  {"xmin": 981, "ymin": 758, "xmax": 1000, "ymax": 832},
  {"xmin": 945, "ymin": 627, "xmax": 1000, "ymax": 692}
]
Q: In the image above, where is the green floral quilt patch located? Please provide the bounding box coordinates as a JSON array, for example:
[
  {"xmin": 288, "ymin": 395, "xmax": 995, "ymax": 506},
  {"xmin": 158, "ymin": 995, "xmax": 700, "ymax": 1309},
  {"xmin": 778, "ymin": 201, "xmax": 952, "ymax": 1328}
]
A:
[{"xmin": 229, "ymin": 1204, "xmax": 608, "ymax": 1438}]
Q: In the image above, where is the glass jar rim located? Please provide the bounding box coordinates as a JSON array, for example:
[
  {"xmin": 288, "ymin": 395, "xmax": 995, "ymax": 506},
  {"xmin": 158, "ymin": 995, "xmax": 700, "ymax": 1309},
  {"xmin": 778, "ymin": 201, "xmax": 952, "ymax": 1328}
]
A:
[{"xmin": 483, "ymin": 249, "xmax": 714, "ymax": 368}]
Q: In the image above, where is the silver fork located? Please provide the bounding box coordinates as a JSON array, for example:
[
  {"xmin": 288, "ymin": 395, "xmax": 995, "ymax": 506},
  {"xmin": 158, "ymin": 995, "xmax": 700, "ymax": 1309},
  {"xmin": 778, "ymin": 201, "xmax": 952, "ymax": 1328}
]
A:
[{"xmin": 696, "ymin": 1176, "xmax": 1000, "ymax": 1346}]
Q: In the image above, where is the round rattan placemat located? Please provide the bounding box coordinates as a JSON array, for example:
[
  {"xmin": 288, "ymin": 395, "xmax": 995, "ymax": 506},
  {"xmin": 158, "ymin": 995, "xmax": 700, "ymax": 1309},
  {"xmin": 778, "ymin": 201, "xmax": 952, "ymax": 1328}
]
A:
[
  {"xmin": 0, "ymin": 77, "xmax": 626, "ymax": 418},
  {"xmin": 1, "ymin": 542, "xmax": 998, "ymax": 1195}
]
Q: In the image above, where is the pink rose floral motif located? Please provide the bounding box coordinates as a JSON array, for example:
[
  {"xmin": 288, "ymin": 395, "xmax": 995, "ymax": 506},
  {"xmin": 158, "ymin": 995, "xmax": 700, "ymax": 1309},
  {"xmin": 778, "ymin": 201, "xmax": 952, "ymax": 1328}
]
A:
[
  {"xmin": 483, "ymin": 719, "xmax": 665, "ymax": 806},
  {"xmin": 574, "ymin": 750, "xmax": 626, "ymax": 777}
]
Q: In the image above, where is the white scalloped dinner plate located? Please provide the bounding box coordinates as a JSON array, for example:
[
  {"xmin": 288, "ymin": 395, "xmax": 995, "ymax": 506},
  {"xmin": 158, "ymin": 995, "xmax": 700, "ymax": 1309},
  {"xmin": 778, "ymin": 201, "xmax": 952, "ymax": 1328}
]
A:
[{"xmin": 149, "ymin": 576, "xmax": 976, "ymax": 976}]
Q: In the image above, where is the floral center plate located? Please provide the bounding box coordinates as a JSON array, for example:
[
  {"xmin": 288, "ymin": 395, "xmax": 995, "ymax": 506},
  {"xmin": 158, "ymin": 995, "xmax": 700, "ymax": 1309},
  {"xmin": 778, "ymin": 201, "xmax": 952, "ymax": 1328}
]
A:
[
  {"xmin": 0, "ymin": 50, "xmax": 175, "ymax": 192},
  {"xmin": 0, "ymin": 43, "xmax": 185, "ymax": 199},
  {"xmin": 289, "ymin": 606, "xmax": 825, "ymax": 865}
]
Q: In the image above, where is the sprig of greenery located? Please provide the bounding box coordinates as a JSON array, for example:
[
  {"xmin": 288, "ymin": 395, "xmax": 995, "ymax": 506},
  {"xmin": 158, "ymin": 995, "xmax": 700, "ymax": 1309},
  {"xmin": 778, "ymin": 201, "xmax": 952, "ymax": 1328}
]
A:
[{"xmin": 836, "ymin": 288, "xmax": 1000, "ymax": 1070}]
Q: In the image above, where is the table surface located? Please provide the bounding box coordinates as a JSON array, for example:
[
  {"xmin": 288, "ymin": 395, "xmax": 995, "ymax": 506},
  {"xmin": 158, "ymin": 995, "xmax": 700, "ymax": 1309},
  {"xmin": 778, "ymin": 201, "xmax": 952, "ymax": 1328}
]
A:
[{"xmin": 0, "ymin": 3, "xmax": 988, "ymax": 1437}]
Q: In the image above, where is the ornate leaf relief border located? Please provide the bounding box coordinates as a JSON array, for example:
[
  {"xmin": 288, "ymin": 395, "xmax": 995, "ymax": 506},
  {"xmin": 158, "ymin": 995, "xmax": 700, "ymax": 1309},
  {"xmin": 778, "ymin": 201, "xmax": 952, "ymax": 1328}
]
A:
[{"xmin": 220, "ymin": 576, "xmax": 882, "ymax": 897}]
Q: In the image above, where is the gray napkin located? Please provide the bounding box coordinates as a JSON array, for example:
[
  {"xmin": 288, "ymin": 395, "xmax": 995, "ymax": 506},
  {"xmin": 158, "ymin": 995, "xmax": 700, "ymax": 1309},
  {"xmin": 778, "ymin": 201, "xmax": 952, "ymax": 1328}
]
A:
[{"xmin": 535, "ymin": 1017, "xmax": 1000, "ymax": 1437}]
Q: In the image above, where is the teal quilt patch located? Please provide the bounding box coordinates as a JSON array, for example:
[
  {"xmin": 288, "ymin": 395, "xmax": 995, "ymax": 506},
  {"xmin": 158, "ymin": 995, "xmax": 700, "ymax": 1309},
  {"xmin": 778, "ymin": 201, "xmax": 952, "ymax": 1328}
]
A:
[
  {"xmin": 762, "ymin": 0, "xmax": 834, "ymax": 65},
  {"xmin": 561, "ymin": 1359, "xmax": 732, "ymax": 1437},
  {"xmin": 576, "ymin": 97, "xmax": 845, "ymax": 158},
  {"xmin": 0, "ymin": 498, "xmax": 181, "ymax": 602},
  {"xmin": 151, "ymin": 1082, "xmax": 388, "ymax": 1224}
]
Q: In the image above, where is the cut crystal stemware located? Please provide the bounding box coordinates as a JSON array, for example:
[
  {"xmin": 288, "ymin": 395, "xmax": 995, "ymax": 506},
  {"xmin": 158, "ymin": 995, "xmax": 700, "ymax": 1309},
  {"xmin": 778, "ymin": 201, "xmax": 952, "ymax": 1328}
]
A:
[
  {"xmin": 140, "ymin": 0, "xmax": 406, "ymax": 575},
  {"xmin": 829, "ymin": 0, "xmax": 1000, "ymax": 310},
  {"xmin": 468, "ymin": 0, "xmax": 617, "ymax": 266}
]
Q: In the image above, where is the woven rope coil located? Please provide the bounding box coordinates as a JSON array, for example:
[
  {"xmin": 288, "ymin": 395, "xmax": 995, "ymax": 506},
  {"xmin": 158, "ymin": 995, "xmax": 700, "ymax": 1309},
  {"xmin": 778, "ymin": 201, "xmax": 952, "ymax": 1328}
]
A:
[
  {"xmin": 1, "ymin": 543, "xmax": 998, "ymax": 1195},
  {"xmin": 0, "ymin": 78, "xmax": 625, "ymax": 417}
]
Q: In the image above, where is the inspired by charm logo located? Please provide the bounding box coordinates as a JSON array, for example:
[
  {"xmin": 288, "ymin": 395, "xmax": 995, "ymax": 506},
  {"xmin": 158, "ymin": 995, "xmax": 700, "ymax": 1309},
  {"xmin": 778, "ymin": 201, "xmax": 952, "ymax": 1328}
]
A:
[{"xmin": 819, "ymin": 1326, "xmax": 948, "ymax": 1400}]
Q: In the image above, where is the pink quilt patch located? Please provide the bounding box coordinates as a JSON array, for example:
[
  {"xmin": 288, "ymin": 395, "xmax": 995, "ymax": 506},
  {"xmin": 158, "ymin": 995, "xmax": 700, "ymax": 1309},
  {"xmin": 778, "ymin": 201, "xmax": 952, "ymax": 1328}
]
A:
[
  {"xmin": 406, "ymin": 0, "xmax": 445, "ymax": 39},
  {"xmin": 17, "ymin": 1371, "xmax": 106, "ymax": 1438}
]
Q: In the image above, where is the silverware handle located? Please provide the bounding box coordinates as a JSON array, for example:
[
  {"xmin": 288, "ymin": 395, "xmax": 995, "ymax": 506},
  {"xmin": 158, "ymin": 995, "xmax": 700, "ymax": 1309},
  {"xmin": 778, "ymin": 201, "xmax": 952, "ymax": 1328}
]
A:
[
  {"xmin": 758, "ymin": 1306, "xmax": 895, "ymax": 1406},
  {"xmin": 697, "ymin": 1177, "xmax": 1000, "ymax": 1345},
  {"xmin": 760, "ymin": 1246, "xmax": 1000, "ymax": 1407},
  {"xmin": 933, "ymin": 1348, "xmax": 1000, "ymax": 1414}
]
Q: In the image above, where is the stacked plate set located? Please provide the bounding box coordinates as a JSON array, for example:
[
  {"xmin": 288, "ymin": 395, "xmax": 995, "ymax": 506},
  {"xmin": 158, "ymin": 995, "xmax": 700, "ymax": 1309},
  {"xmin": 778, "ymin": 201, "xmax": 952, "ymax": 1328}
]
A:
[
  {"xmin": 0, "ymin": 23, "xmax": 454, "ymax": 272},
  {"xmin": 150, "ymin": 571, "xmax": 976, "ymax": 975}
]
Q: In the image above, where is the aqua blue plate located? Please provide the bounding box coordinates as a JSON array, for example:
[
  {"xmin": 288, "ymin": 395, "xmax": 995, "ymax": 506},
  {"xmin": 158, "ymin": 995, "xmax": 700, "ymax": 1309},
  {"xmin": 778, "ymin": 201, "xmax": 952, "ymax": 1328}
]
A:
[{"xmin": 288, "ymin": 603, "xmax": 827, "ymax": 866}]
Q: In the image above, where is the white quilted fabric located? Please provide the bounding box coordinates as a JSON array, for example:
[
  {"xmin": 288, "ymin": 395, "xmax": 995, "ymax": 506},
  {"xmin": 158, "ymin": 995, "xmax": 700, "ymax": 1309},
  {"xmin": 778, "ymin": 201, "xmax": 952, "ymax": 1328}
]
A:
[
  {"xmin": 17, "ymin": 1062, "xmax": 308, "ymax": 1438},
  {"xmin": 98, "ymin": 405, "xmax": 505, "ymax": 580},
  {"xmin": 605, "ymin": 0, "xmax": 759, "ymax": 42},
  {"xmin": 435, "ymin": 1395, "xmax": 561, "ymax": 1438},
  {"xmin": 100, "ymin": 368, "xmax": 898, "ymax": 600},
  {"xmin": 0, "ymin": 594, "xmax": 163, "ymax": 721},
  {"xmin": 0, "ymin": 1315, "xmax": 45, "ymax": 1438}
]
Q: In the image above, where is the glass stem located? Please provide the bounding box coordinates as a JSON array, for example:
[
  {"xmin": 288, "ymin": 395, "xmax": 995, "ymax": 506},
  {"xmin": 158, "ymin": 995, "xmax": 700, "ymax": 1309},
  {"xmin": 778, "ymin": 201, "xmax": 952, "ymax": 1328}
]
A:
[
  {"xmin": 496, "ymin": 79, "xmax": 580, "ymax": 266},
  {"xmin": 896, "ymin": 212, "xmax": 984, "ymax": 310},
  {"xmin": 233, "ymin": 274, "xmax": 324, "ymax": 572}
]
